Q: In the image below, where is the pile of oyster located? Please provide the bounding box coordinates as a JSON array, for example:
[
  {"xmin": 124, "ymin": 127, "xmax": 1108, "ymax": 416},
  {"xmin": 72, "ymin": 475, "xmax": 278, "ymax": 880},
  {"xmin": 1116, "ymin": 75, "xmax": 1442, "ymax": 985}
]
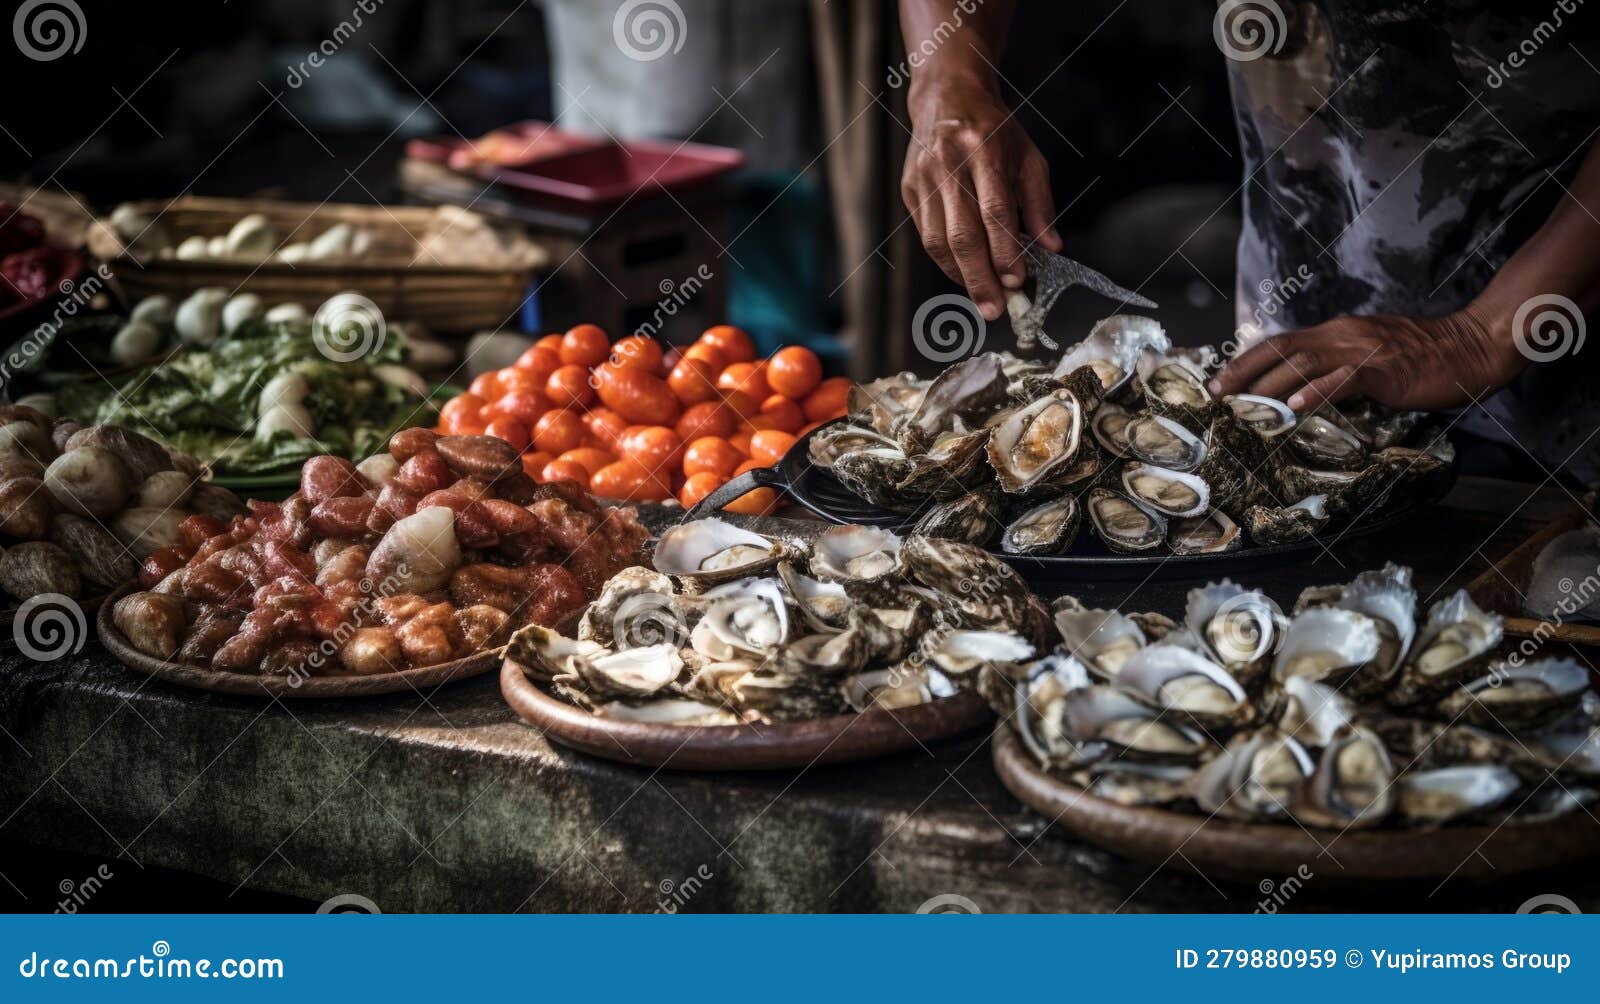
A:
[
  {"xmin": 506, "ymin": 518, "xmax": 1055, "ymax": 725},
  {"xmin": 811, "ymin": 316, "xmax": 1452, "ymax": 556},
  {"xmin": 0, "ymin": 406, "xmax": 245, "ymax": 606},
  {"xmin": 992, "ymin": 563, "xmax": 1600, "ymax": 829}
]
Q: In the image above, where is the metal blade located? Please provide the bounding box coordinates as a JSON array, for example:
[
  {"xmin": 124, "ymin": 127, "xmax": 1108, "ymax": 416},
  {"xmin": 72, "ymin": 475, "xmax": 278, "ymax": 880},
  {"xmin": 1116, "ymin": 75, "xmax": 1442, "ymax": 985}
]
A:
[{"xmin": 1025, "ymin": 247, "xmax": 1157, "ymax": 311}]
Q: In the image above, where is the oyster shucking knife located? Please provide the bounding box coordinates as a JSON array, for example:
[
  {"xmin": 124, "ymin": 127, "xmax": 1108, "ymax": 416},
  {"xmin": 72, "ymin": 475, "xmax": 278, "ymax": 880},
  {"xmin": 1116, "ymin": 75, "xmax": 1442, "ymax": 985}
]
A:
[{"xmin": 1008, "ymin": 246, "xmax": 1157, "ymax": 352}]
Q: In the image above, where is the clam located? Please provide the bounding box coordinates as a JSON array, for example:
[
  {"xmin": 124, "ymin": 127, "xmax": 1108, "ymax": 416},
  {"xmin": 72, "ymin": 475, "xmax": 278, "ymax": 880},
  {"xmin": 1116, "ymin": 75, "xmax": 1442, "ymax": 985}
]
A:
[
  {"xmin": 1391, "ymin": 589, "xmax": 1503, "ymax": 705},
  {"xmin": 1123, "ymin": 414, "xmax": 1207, "ymax": 471},
  {"xmin": 1121, "ymin": 462, "xmax": 1211, "ymax": 517},
  {"xmin": 808, "ymin": 525, "xmax": 902, "ymax": 584},
  {"xmin": 985, "ymin": 390, "xmax": 1084, "ymax": 493},
  {"xmin": 653, "ymin": 519, "xmax": 781, "ymax": 585},
  {"xmin": 1222, "ymin": 394, "xmax": 1296, "ymax": 437},
  {"xmin": 1116, "ymin": 643, "xmax": 1250, "ymax": 730},
  {"xmin": 1395, "ymin": 765, "xmax": 1519, "ymax": 826},
  {"xmin": 1272, "ymin": 607, "xmax": 1381, "ymax": 689},
  {"xmin": 1294, "ymin": 725, "xmax": 1395, "ymax": 828},
  {"xmin": 1436, "ymin": 659, "xmax": 1589, "ymax": 730},
  {"xmin": 1167, "ymin": 511, "xmax": 1242, "ymax": 555},
  {"xmin": 1060, "ymin": 686, "xmax": 1209, "ymax": 761},
  {"xmin": 1243, "ymin": 494, "xmax": 1329, "ymax": 545},
  {"xmin": 1000, "ymin": 494, "xmax": 1081, "ymax": 556},
  {"xmin": 1085, "ymin": 488, "xmax": 1166, "ymax": 553},
  {"xmin": 1289, "ymin": 415, "xmax": 1366, "ymax": 470},
  {"xmin": 1053, "ymin": 607, "xmax": 1147, "ymax": 679},
  {"xmin": 1191, "ymin": 728, "xmax": 1312, "ymax": 820}
]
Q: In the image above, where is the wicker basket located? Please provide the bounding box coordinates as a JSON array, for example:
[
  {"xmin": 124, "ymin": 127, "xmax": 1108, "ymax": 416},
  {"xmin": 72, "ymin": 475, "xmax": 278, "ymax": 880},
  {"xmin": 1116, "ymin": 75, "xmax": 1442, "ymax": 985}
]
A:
[{"xmin": 88, "ymin": 196, "xmax": 548, "ymax": 332}]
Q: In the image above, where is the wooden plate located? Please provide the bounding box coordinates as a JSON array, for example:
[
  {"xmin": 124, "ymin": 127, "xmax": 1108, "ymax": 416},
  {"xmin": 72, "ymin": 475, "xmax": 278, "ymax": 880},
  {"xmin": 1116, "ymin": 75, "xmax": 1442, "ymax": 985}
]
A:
[
  {"xmin": 96, "ymin": 584, "xmax": 503, "ymax": 699},
  {"xmin": 992, "ymin": 725, "xmax": 1600, "ymax": 882},
  {"xmin": 500, "ymin": 658, "xmax": 993, "ymax": 771},
  {"xmin": 1468, "ymin": 501, "xmax": 1600, "ymax": 648}
]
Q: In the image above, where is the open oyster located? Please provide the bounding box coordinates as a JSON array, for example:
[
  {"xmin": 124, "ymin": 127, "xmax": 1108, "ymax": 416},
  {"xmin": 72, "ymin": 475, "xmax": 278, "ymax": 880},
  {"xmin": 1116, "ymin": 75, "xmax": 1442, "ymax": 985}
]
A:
[
  {"xmin": 1060, "ymin": 686, "xmax": 1208, "ymax": 761},
  {"xmin": 1294, "ymin": 725, "xmax": 1394, "ymax": 829},
  {"xmin": 1000, "ymin": 494, "xmax": 1081, "ymax": 556},
  {"xmin": 1054, "ymin": 607, "xmax": 1147, "ymax": 679},
  {"xmin": 830, "ymin": 447, "xmax": 915, "ymax": 510},
  {"xmin": 1272, "ymin": 607, "xmax": 1381, "ymax": 689},
  {"xmin": 654, "ymin": 518, "xmax": 781, "ymax": 586},
  {"xmin": 1436, "ymin": 658, "xmax": 1589, "ymax": 730},
  {"xmin": 1185, "ymin": 580, "xmax": 1283, "ymax": 677},
  {"xmin": 1121, "ymin": 462, "xmax": 1211, "ymax": 517},
  {"xmin": 1140, "ymin": 357, "xmax": 1214, "ymax": 431},
  {"xmin": 1289, "ymin": 415, "xmax": 1366, "ymax": 470},
  {"xmin": 808, "ymin": 423, "xmax": 896, "ymax": 468},
  {"xmin": 1123, "ymin": 414, "xmax": 1207, "ymax": 471},
  {"xmin": 1116, "ymin": 643, "xmax": 1250, "ymax": 730},
  {"xmin": 899, "ymin": 353, "xmax": 1007, "ymax": 451},
  {"xmin": 1222, "ymin": 394, "xmax": 1296, "ymax": 438},
  {"xmin": 1090, "ymin": 403, "xmax": 1136, "ymax": 457},
  {"xmin": 1191, "ymin": 728, "xmax": 1311, "ymax": 820},
  {"xmin": 1391, "ymin": 589, "xmax": 1503, "ymax": 705},
  {"xmin": 848, "ymin": 373, "xmax": 929, "ymax": 437},
  {"xmin": 1396, "ymin": 765, "xmax": 1520, "ymax": 827},
  {"xmin": 985, "ymin": 389, "xmax": 1084, "ymax": 493},
  {"xmin": 1243, "ymin": 494, "xmax": 1329, "ymax": 545},
  {"xmin": 1167, "ymin": 511, "xmax": 1242, "ymax": 555},
  {"xmin": 1085, "ymin": 487, "xmax": 1166, "ymax": 553}
]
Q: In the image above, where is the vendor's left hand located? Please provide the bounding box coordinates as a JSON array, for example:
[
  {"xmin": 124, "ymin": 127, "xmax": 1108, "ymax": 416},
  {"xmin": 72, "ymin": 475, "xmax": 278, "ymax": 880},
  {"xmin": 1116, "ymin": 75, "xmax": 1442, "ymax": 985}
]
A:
[{"xmin": 1207, "ymin": 310, "xmax": 1526, "ymax": 412}]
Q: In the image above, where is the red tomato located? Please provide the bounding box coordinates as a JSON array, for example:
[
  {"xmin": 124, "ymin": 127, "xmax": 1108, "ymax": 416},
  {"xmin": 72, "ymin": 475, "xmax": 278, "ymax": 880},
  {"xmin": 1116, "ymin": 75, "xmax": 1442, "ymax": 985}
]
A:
[
  {"xmin": 515, "ymin": 344, "xmax": 562, "ymax": 380},
  {"xmin": 803, "ymin": 376, "xmax": 852, "ymax": 423},
  {"xmin": 618, "ymin": 425, "xmax": 684, "ymax": 471},
  {"xmin": 490, "ymin": 389, "xmax": 549, "ymax": 426},
  {"xmin": 700, "ymin": 325, "xmax": 756, "ymax": 363},
  {"xmin": 678, "ymin": 471, "xmax": 723, "ymax": 508},
  {"xmin": 556, "ymin": 447, "xmax": 616, "ymax": 477},
  {"xmin": 682, "ymin": 342, "xmax": 728, "ymax": 373},
  {"xmin": 717, "ymin": 361, "xmax": 770, "ymax": 402},
  {"xmin": 540, "ymin": 459, "xmax": 591, "ymax": 485},
  {"xmin": 439, "ymin": 393, "xmax": 486, "ymax": 429},
  {"xmin": 766, "ymin": 345, "xmax": 823, "ymax": 399},
  {"xmin": 535, "ymin": 333, "xmax": 565, "ymax": 354},
  {"xmin": 545, "ymin": 363, "xmax": 596, "ymax": 410},
  {"xmin": 468, "ymin": 371, "xmax": 504, "ymax": 401},
  {"xmin": 682, "ymin": 437, "xmax": 744, "ymax": 480},
  {"xmin": 584, "ymin": 407, "xmax": 631, "ymax": 450},
  {"xmin": 675, "ymin": 401, "xmax": 737, "ymax": 443},
  {"xmin": 484, "ymin": 417, "xmax": 531, "ymax": 452},
  {"xmin": 667, "ymin": 356, "xmax": 719, "ymax": 405},
  {"xmin": 560, "ymin": 324, "xmax": 611, "ymax": 367},
  {"xmin": 610, "ymin": 334, "xmax": 664, "ymax": 372},
  {"xmin": 533, "ymin": 410, "xmax": 587, "ymax": 455},
  {"xmin": 720, "ymin": 388, "xmax": 761, "ymax": 419},
  {"xmin": 521, "ymin": 451, "xmax": 554, "ymax": 478},
  {"xmin": 591, "ymin": 458, "xmax": 672, "ymax": 502},
  {"xmin": 757, "ymin": 394, "xmax": 805, "ymax": 433},
  {"xmin": 749, "ymin": 429, "xmax": 797, "ymax": 466},
  {"xmin": 594, "ymin": 363, "xmax": 681, "ymax": 426}
]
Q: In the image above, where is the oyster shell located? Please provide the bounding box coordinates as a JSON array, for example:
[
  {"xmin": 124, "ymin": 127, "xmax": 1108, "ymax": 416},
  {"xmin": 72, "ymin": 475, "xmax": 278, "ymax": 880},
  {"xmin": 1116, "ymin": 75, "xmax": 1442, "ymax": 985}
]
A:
[
  {"xmin": 691, "ymin": 577, "xmax": 792, "ymax": 659},
  {"xmin": 913, "ymin": 489, "xmax": 1002, "ymax": 546},
  {"xmin": 1060, "ymin": 686, "xmax": 1209, "ymax": 761},
  {"xmin": 1000, "ymin": 494, "xmax": 1081, "ymax": 556},
  {"xmin": 1274, "ymin": 676, "xmax": 1358, "ymax": 748},
  {"xmin": 899, "ymin": 427, "xmax": 991, "ymax": 498},
  {"xmin": 842, "ymin": 667, "xmax": 955, "ymax": 712},
  {"xmin": 653, "ymin": 519, "xmax": 781, "ymax": 585},
  {"xmin": 571, "ymin": 644, "xmax": 684, "ymax": 700},
  {"xmin": 1436, "ymin": 658, "xmax": 1589, "ymax": 730},
  {"xmin": 1222, "ymin": 394, "xmax": 1296, "ymax": 438},
  {"xmin": 776, "ymin": 562, "xmax": 853, "ymax": 631},
  {"xmin": 1289, "ymin": 415, "xmax": 1367, "ymax": 470},
  {"xmin": 918, "ymin": 626, "xmax": 1035, "ymax": 681},
  {"xmin": 1191, "ymin": 728, "xmax": 1312, "ymax": 820},
  {"xmin": 1123, "ymin": 414, "xmax": 1207, "ymax": 471},
  {"xmin": 830, "ymin": 447, "xmax": 915, "ymax": 510},
  {"xmin": 1167, "ymin": 511, "xmax": 1242, "ymax": 555},
  {"xmin": 1013, "ymin": 654, "xmax": 1099, "ymax": 765},
  {"xmin": 1391, "ymin": 589, "xmax": 1503, "ymax": 705},
  {"xmin": 1184, "ymin": 580, "xmax": 1283, "ymax": 676},
  {"xmin": 899, "ymin": 353, "xmax": 1008, "ymax": 452},
  {"xmin": 1085, "ymin": 488, "xmax": 1166, "ymax": 553},
  {"xmin": 1334, "ymin": 563, "xmax": 1416, "ymax": 687},
  {"xmin": 808, "ymin": 423, "xmax": 896, "ymax": 468},
  {"xmin": 848, "ymin": 373, "xmax": 929, "ymax": 437},
  {"xmin": 595, "ymin": 698, "xmax": 740, "ymax": 725},
  {"xmin": 1272, "ymin": 607, "xmax": 1381, "ymax": 689},
  {"xmin": 1294, "ymin": 725, "xmax": 1394, "ymax": 829},
  {"xmin": 985, "ymin": 390, "xmax": 1084, "ymax": 493},
  {"xmin": 1140, "ymin": 357, "xmax": 1214, "ymax": 431},
  {"xmin": 1395, "ymin": 765, "xmax": 1519, "ymax": 826},
  {"xmin": 808, "ymin": 525, "xmax": 902, "ymax": 584},
  {"xmin": 1052, "ymin": 314, "xmax": 1170, "ymax": 399},
  {"xmin": 1121, "ymin": 462, "xmax": 1210, "ymax": 517},
  {"xmin": 1054, "ymin": 607, "xmax": 1147, "ymax": 679},
  {"xmin": 1243, "ymin": 494, "xmax": 1329, "ymax": 545},
  {"xmin": 1090, "ymin": 403, "xmax": 1135, "ymax": 457},
  {"xmin": 578, "ymin": 566, "xmax": 683, "ymax": 649},
  {"xmin": 1075, "ymin": 762, "xmax": 1196, "ymax": 807},
  {"xmin": 1116, "ymin": 643, "xmax": 1250, "ymax": 730}
]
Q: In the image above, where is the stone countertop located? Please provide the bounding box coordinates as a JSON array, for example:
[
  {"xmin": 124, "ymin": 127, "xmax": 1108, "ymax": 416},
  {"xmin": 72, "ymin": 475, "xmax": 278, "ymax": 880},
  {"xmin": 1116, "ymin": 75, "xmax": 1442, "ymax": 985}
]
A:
[{"xmin": 3, "ymin": 477, "xmax": 1598, "ymax": 914}]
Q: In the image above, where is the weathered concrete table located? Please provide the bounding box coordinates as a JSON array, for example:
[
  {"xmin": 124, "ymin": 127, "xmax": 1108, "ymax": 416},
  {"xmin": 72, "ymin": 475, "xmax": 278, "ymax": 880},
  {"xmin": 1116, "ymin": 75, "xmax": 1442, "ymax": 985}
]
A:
[{"xmin": 4, "ymin": 477, "xmax": 1598, "ymax": 913}]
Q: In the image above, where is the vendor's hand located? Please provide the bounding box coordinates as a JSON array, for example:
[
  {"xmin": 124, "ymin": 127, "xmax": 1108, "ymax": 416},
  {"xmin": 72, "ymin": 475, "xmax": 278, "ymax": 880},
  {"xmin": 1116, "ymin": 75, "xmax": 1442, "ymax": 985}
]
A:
[
  {"xmin": 1208, "ymin": 310, "xmax": 1526, "ymax": 413},
  {"xmin": 902, "ymin": 82, "xmax": 1062, "ymax": 321}
]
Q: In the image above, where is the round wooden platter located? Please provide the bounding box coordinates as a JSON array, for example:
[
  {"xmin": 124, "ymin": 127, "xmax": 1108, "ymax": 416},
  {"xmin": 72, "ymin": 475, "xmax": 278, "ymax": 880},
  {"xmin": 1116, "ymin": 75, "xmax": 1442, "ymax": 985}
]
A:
[
  {"xmin": 500, "ymin": 658, "xmax": 993, "ymax": 771},
  {"xmin": 991, "ymin": 725, "xmax": 1600, "ymax": 882},
  {"xmin": 96, "ymin": 584, "xmax": 504, "ymax": 699}
]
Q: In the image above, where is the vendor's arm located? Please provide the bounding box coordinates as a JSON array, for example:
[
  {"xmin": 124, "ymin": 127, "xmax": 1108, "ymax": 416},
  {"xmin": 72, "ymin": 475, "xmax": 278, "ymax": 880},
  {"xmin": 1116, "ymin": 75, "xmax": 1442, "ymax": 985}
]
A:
[
  {"xmin": 899, "ymin": 0, "xmax": 1062, "ymax": 321},
  {"xmin": 1212, "ymin": 141, "xmax": 1600, "ymax": 412}
]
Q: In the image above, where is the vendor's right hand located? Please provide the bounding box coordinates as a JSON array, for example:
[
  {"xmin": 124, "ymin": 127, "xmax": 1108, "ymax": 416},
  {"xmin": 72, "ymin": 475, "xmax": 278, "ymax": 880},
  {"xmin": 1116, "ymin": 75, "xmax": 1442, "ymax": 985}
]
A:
[{"xmin": 902, "ymin": 83, "xmax": 1062, "ymax": 321}]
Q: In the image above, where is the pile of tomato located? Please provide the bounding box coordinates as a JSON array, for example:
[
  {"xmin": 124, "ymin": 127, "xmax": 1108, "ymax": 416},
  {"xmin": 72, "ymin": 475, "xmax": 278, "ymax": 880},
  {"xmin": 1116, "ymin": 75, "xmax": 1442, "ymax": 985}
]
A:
[{"xmin": 435, "ymin": 323, "xmax": 851, "ymax": 512}]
